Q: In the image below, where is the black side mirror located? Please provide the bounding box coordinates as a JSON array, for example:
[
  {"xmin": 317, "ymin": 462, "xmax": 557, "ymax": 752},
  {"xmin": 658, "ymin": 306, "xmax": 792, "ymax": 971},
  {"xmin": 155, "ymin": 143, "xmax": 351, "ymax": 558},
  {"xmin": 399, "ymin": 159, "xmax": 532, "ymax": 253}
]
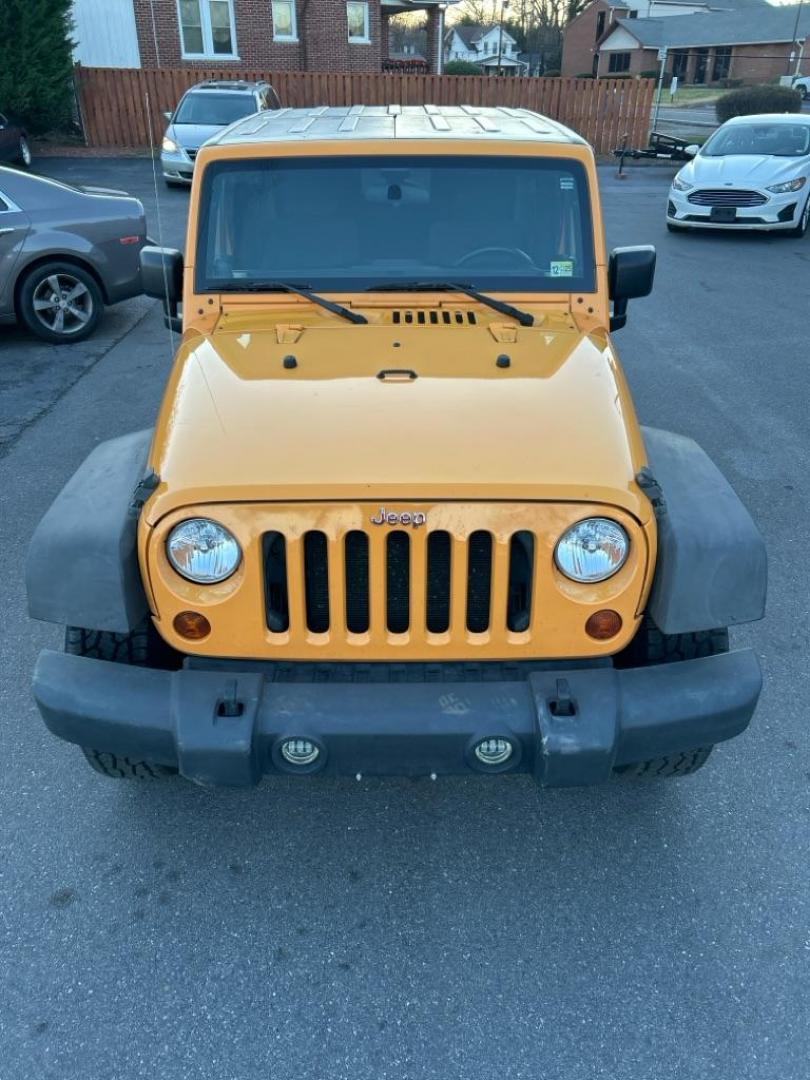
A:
[
  {"xmin": 140, "ymin": 246, "xmax": 183, "ymax": 332},
  {"xmin": 608, "ymin": 245, "xmax": 656, "ymax": 332}
]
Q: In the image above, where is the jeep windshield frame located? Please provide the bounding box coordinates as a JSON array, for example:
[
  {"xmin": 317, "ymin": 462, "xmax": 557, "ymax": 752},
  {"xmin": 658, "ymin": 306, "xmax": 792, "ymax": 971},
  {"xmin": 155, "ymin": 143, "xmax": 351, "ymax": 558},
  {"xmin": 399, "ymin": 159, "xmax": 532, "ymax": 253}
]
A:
[{"xmin": 195, "ymin": 154, "xmax": 596, "ymax": 296}]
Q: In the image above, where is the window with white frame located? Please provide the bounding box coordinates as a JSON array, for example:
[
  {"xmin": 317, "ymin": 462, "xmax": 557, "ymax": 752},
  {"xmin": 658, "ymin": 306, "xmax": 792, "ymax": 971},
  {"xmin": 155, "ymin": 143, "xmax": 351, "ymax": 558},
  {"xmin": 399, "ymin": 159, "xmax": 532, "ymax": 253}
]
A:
[
  {"xmin": 272, "ymin": 0, "xmax": 297, "ymax": 41},
  {"xmin": 177, "ymin": 0, "xmax": 237, "ymax": 58},
  {"xmin": 346, "ymin": 1, "xmax": 369, "ymax": 43}
]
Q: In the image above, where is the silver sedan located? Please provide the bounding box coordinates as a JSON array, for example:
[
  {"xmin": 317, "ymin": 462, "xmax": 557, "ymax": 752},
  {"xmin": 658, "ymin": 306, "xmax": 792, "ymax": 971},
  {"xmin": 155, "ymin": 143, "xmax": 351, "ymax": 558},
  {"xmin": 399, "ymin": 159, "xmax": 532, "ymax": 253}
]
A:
[
  {"xmin": 667, "ymin": 113, "xmax": 810, "ymax": 236},
  {"xmin": 0, "ymin": 166, "xmax": 147, "ymax": 343}
]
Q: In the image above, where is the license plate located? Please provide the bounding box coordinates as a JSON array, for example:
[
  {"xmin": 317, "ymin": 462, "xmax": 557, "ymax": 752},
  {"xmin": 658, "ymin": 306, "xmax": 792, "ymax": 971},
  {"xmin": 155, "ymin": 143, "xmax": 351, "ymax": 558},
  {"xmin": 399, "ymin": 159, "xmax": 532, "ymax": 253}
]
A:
[{"xmin": 710, "ymin": 206, "xmax": 737, "ymax": 223}]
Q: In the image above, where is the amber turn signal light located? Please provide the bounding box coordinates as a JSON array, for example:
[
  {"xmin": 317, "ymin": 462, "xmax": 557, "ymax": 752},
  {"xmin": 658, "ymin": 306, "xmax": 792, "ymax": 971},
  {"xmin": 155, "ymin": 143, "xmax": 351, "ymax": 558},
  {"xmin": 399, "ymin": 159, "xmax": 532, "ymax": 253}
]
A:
[
  {"xmin": 173, "ymin": 611, "xmax": 211, "ymax": 640},
  {"xmin": 585, "ymin": 609, "xmax": 623, "ymax": 640}
]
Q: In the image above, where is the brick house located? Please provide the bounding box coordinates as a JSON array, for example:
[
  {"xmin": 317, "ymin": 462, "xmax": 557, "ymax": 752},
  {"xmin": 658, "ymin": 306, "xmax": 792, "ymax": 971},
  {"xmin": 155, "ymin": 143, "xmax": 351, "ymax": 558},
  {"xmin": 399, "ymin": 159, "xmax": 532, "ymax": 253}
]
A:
[
  {"xmin": 562, "ymin": 0, "xmax": 810, "ymax": 83},
  {"xmin": 71, "ymin": 0, "xmax": 456, "ymax": 74}
]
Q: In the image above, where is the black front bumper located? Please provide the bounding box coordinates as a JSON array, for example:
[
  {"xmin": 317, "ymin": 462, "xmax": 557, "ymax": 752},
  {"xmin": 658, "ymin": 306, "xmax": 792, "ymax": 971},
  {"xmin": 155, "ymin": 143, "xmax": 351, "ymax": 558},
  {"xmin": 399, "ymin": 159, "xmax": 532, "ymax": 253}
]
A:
[{"xmin": 32, "ymin": 648, "xmax": 762, "ymax": 788}]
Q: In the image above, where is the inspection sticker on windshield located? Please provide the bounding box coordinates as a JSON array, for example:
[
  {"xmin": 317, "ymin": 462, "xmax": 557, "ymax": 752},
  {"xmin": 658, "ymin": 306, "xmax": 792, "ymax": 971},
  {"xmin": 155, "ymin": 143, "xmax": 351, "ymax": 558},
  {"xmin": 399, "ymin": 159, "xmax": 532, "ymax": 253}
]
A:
[{"xmin": 550, "ymin": 260, "xmax": 575, "ymax": 277}]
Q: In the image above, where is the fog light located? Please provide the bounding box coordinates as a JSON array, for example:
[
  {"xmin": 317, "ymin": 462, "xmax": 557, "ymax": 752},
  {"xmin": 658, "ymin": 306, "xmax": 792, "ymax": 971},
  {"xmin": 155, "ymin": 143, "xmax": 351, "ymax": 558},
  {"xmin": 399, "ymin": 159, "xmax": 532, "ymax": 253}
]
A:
[
  {"xmin": 585, "ymin": 609, "xmax": 623, "ymax": 640},
  {"xmin": 474, "ymin": 737, "xmax": 514, "ymax": 766},
  {"xmin": 173, "ymin": 610, "xmax": 211, "ymax": 640},
  {"xmin": 280, "ymin": 738, "xmax": 320, "ymax": 767}
]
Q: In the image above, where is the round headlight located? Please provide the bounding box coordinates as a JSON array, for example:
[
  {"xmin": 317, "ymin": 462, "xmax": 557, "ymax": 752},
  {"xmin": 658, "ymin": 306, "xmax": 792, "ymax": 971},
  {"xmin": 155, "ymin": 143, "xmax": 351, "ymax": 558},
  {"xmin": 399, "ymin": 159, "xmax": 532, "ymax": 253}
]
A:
[
  {"xmin": 166, "ymin": 518, "xmax": 241, "ymax": 584},
  {"xmin": 555, "ymin": 518, "xmax": 629, "ymax": 583}
]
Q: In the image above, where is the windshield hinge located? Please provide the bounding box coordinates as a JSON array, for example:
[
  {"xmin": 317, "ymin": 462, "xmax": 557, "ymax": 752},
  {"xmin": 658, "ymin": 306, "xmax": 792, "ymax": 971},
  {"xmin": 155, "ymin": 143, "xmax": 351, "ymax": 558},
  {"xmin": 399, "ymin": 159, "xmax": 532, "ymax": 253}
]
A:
[
  {"xmin": 636, "ymin": 467, "xmax": 666, "ymax": 517},
  {"xmin": 129, "ymin": 470, "xmax": 160, "ymax": 518},
  {"xmin": 276, "ymin": 324, "xmax": 305, "ymax": 344}
]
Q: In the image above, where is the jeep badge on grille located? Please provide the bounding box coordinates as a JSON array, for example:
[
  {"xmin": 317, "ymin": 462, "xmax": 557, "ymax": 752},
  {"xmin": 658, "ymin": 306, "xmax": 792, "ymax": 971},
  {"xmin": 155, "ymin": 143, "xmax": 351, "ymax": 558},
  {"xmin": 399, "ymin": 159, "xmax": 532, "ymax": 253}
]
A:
[{"xmin": 370, "ymin": 507, "xmax": 427, "ymax": 527}]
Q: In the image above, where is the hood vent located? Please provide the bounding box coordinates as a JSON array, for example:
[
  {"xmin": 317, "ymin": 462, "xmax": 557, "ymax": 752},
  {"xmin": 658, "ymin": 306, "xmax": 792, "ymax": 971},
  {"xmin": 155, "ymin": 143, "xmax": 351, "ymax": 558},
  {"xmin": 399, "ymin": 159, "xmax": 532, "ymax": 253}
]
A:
[{"xmin": 389, "ymin": 309, "xmax": 477, "ymax": 326}]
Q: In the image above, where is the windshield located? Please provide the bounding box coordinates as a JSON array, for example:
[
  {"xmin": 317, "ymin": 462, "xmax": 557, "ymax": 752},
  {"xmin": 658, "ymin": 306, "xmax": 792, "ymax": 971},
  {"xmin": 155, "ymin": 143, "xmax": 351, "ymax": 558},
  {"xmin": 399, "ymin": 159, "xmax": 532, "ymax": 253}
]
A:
[
  {"xmin": 702, "ymin": 123, "xmax": 810, "ymax": 158},
  {"xmin": 196, "ymin": 155, "xmax": 596, "ymax": 293},
  {"xmin": 174, "ymin": 93, "xmax": 257, "ymax": 126}
]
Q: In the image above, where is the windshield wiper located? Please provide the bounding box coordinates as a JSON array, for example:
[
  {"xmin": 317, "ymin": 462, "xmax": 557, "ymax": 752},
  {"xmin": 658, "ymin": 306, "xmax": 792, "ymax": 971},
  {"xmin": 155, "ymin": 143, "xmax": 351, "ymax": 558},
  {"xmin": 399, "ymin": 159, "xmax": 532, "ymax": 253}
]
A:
[
  {"xmin": 365, "ymin": 281, "xmax": 534, "ymax": 327},
  {"xmin": 216, "ymin": 281, "xmax": 367, "ymax": 325}
]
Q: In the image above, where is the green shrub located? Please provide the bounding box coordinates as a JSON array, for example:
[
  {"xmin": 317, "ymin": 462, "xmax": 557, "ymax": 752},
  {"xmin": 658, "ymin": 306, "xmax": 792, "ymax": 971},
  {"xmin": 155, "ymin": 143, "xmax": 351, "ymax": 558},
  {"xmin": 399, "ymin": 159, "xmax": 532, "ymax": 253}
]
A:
[
  {"xmin": 608, "ymin": 73, "xmax": 633, "ymax": 80},
  {"xmin": 575, "ymin": 72, "xmax": 595, "ymax": 79},
  {"xmin": 542, "ymin": 69, "xmax": 561, "ymax": 77},
  {"xmin": 444, "ymin": 60, "xmax": 483, "ymax": 75},
  {"xmin": 0, "ymin": 0, "xmax": 75, "ymax": 134},
  {"xmin": 639, "ymin": 70, "xmax": 659, "ymax": 79},
  {"xmin": 716, "ymin": 84, "xmax": 801, "ymax": 123}
]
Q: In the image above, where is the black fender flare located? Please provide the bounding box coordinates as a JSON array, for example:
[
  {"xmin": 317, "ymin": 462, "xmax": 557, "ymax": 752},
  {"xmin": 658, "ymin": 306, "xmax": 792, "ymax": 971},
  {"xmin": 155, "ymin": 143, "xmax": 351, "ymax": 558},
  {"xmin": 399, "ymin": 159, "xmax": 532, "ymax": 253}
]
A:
[
  {"xmin": 26, "ymin": 430, "xmax": 153, "ymax": 633},
  {"xmin": 642, "ymin": 426, "xmax": 767, "ymax": 635}
]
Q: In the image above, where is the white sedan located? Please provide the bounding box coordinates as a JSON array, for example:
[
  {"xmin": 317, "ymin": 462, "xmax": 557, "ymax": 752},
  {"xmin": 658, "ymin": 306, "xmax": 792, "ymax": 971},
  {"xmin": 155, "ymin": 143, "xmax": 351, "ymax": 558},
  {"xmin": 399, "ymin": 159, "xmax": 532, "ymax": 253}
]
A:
[{"xmin": 667, "ymin": 113, "xmax": 810, "ymax": 236}]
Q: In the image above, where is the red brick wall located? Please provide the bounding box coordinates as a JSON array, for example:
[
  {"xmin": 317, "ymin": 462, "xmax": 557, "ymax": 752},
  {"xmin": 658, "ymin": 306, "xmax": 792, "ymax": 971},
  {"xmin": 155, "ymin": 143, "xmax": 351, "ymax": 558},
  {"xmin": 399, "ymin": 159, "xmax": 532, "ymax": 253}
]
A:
[
  {"xmin": 562, "ymin": 0, "xmax": 615, "ymax": 77},
  {"xmin": 596, "ymin": 45, "xmax": 656, "ymax": 78},
  {"xmin": 730, "ymin": 43, "xmax": 809, "ymax": 84},
  {"xmin": 133, "ymin": 0, "xmax": 383, "ymax": 71}
]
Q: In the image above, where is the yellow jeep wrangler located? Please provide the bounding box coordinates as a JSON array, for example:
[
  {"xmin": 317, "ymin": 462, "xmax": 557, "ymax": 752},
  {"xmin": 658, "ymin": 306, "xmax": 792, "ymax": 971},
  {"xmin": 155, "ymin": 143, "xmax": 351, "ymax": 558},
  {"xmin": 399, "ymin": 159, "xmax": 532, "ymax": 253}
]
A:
[{"xmin": 27, "ymin": 106, "xmax": 766, "ymax": 787}]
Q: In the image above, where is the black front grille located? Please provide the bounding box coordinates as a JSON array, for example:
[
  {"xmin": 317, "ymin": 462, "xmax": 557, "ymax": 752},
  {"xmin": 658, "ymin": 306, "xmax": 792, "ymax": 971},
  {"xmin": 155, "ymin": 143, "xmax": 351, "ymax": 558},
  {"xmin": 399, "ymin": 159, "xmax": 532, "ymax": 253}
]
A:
[
  {"xmin": 263, "ymin": 523, "xmax": 538, "ymax": 640},
  {"xmin": 186, "ymin": 148, "xmax": 198, "ymax": 161},
  {"xmin": 687, "ymin": 189, "xmax": 767, "ymax": 207}
]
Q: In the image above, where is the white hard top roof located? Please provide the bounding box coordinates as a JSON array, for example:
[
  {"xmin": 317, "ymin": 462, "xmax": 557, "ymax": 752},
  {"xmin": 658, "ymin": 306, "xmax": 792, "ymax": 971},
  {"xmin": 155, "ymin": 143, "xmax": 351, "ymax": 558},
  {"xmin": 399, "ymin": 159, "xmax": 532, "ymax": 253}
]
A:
[{"xmin": 209, "ymin": 105, "xmax": 587, "ymax": 147}]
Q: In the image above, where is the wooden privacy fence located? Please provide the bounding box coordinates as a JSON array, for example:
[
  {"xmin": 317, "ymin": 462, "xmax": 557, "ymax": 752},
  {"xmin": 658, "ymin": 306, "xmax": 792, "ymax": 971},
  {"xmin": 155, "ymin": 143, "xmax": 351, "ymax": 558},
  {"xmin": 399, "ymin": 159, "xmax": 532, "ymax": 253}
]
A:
[{"xmin": 74, "ymin": 66, "xmax": 654, "ymax": 155}]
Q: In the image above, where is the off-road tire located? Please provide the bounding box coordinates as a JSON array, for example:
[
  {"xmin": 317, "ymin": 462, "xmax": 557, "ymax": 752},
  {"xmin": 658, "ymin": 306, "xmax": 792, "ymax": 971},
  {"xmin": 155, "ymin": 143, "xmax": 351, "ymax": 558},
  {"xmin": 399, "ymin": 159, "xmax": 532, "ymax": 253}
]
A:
[
  {"xmin": 613, "ymin": 619, "xmax": 729, "ymax": 779},
  {"xmin": 81, "ymin": 748, "xmax": 175, "ymax": 779},
  {"xmin": 616, "ymin": 619, "xmax": 729, "ymax": 668},
  {"xmin": 65, "ymin": 624, "xmax": 179, "ymax": 780},
  {"xmin": 614, "ymin": 746, "xmax": 713, "ymax": 779}
]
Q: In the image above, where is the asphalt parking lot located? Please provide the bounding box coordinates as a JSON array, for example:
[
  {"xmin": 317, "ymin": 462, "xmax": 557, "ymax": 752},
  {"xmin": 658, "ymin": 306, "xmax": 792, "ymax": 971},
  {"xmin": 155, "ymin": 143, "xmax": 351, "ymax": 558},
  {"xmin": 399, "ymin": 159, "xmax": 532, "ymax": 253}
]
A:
[{"xmin": 2, "ymin": 157, "xmax": 809, "ymax": 1080}]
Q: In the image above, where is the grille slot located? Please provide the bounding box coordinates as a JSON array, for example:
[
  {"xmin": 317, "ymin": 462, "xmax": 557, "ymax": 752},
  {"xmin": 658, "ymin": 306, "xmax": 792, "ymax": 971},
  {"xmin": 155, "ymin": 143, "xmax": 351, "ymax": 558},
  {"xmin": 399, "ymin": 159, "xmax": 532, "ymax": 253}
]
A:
[
  {"xmin": 263, "ymin": 532, "xmax": 289, "ymax": 632},
  {"xmin": 345, "ymin": 531, "xmax": 369, "ymax": 634},
  {"xmin": 466, "ymin": 531, "xmax": 493, "ymax": 633},
  {"xmin": 507, "ymin": 531, "xmax": 535, "ymax": 632},
  {"xmin": 303, "ymin": 531, "xmax": 330, "ymax": 633},
  {"xmin": 426, "ymin": 530, "xmax": 451, "ymax": 633},
  {"xmin": 386, "ymin": 531, "xmax": 410, "ymax": 633},
  {"xmin": 687, "ymin": 189, "xmax": 766, "ymax": 207}
]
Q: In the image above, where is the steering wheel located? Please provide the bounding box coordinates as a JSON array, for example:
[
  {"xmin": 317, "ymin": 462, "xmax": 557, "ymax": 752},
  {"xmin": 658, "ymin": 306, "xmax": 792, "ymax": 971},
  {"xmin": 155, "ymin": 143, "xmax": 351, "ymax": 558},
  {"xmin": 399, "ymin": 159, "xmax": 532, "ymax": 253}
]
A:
[{"xmin": 454, "ymin": 245, "xmax": 537, "ymax": 269}]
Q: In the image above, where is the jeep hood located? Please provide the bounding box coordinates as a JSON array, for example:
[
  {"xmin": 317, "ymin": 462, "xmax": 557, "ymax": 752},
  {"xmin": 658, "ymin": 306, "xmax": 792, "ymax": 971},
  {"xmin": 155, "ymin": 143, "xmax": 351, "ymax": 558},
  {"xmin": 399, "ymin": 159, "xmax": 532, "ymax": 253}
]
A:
[{"xmin": 145, "ymin": 317, "xmax": 651, "ymax": 524}]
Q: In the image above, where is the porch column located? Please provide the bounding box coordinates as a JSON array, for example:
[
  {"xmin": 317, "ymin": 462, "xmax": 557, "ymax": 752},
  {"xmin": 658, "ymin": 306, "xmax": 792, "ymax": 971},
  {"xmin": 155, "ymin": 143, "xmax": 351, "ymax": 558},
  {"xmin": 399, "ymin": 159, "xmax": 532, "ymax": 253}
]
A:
[
  {"xmin": 425, "ymin": 6, "xmax": 444, "ymax": 75},
  {"xmin": 381, "ymin": 10, "xmax": 393, "ymax": 64}
]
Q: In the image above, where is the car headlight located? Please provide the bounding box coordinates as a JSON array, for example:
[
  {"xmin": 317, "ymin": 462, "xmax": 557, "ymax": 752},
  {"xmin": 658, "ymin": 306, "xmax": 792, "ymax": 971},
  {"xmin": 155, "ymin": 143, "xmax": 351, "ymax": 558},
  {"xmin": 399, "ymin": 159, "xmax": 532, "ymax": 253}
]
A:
[
  {"xmin": 555, "ymin": 518, "xmax": 630, "ymax": 583},
  {"xmin": 166, "ymin": 519, "xmax": 241, "ymax": 583},
  {"xmin": 672, "ymin": 174, "xmax": 693, "ymax": 192},
  {"xmin": 162, "ymin": 136, "xmax": 179, "ymax": 153},
  {"xmin": 766, "ymin": 176, "xmax": 807, "ymax": 194}
]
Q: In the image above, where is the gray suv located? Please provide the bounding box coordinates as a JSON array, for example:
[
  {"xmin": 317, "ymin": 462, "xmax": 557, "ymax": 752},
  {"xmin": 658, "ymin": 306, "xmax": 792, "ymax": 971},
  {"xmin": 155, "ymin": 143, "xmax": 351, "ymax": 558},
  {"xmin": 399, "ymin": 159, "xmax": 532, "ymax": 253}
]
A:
[{"xmin": 161, "ymin": 81, "xmax": 280, "ymax": 186}]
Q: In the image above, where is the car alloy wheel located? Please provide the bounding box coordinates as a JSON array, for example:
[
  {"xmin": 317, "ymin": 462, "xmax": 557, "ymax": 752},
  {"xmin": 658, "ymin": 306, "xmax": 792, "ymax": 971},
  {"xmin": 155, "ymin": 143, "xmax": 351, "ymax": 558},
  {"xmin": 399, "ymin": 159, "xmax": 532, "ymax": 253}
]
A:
[
  {"xmin": 18, "ymin": 136, "xmax": 32, "ymax": 167},
  {"xmin": 31, "ymin": 273, "xmax": 95, "ymax": 336}
]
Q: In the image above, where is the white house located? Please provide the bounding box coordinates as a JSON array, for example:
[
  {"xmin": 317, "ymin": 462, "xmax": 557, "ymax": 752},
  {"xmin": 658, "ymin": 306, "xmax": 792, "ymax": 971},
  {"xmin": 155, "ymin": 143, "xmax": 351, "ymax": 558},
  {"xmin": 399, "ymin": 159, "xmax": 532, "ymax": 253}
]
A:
[{"xmin": 444, "ymin": 24, "xmax": 527, "ymax": 74}]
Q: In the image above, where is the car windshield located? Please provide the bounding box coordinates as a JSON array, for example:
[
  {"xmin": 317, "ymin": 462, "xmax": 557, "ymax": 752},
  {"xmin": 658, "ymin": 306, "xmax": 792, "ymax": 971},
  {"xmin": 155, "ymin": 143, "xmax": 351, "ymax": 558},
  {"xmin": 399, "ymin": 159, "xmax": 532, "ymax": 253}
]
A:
[
  {"xmin": 174, "ymin": 92, "xmax": 257, "ymax": 126},
  {"xmin": 702, "ymin": 123, "xmax": 810, "ymax": 158},
  {"xmin": 196, "ymin": 155, "xmax": 596, "ymax": 293}
]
